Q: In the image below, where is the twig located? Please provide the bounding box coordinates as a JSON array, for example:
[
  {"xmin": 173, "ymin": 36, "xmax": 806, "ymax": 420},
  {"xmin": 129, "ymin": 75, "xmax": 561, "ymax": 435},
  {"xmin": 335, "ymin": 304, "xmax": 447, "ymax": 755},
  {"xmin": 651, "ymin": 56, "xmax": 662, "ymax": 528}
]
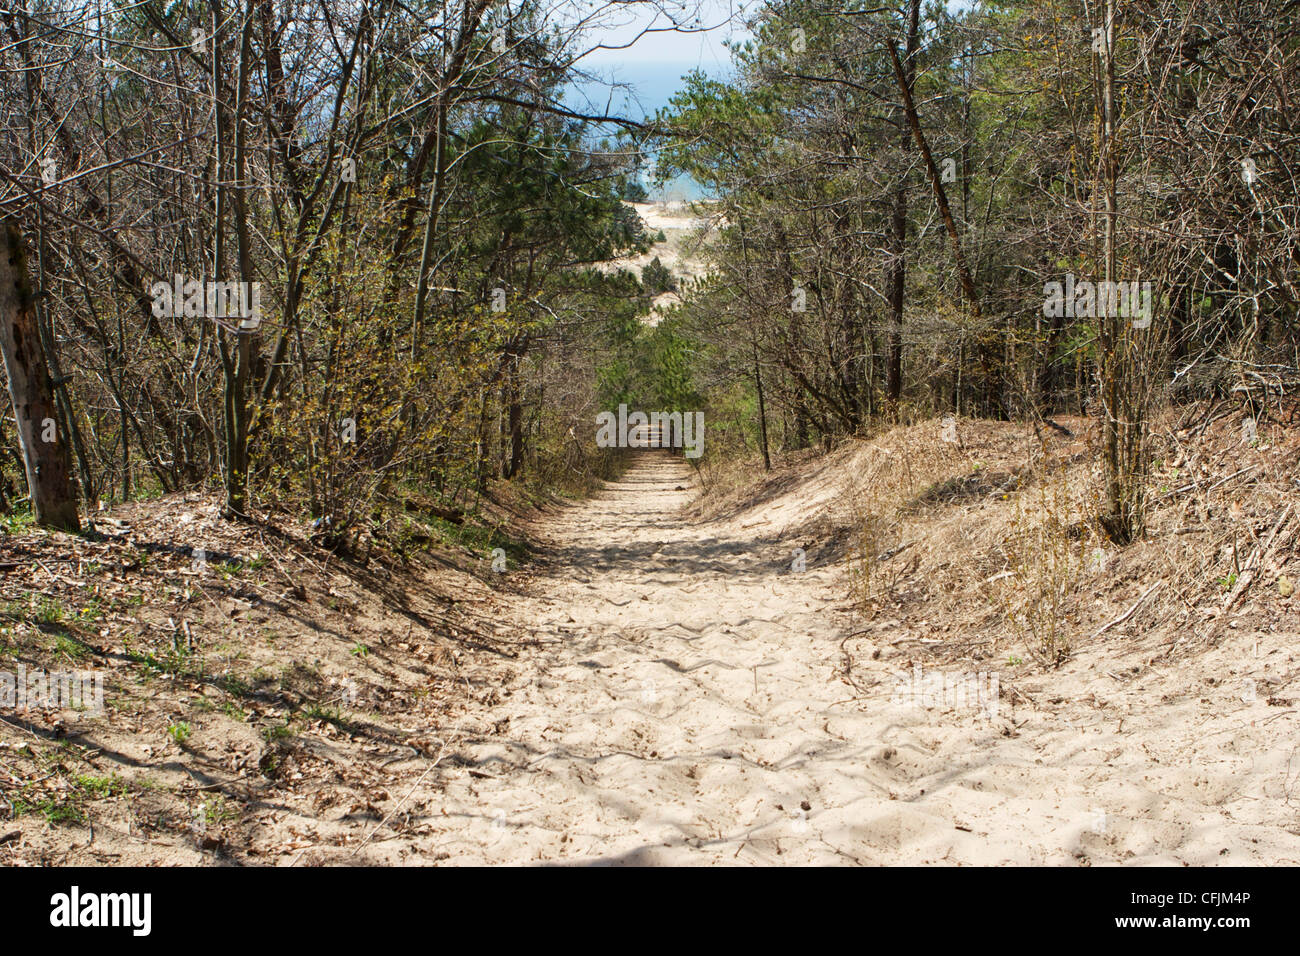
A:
[
  {"xmin": 345, "ymin": 737, "xmax": 451, "ymax": 861},
  {"xmin": 1206, "ymin": 505, "xmax": 1294, "ymax": 643},
  {"xmin": 1006, "ymin": 685, "xmax": 1037, "ymax": 708},
  {"xmin": 1157, "ymin": 466, "xmax": 1255, "ymax": 502},
  {"xmin": 1092, "ymin": 580, "xmax": 1165, "ymax": 638}
]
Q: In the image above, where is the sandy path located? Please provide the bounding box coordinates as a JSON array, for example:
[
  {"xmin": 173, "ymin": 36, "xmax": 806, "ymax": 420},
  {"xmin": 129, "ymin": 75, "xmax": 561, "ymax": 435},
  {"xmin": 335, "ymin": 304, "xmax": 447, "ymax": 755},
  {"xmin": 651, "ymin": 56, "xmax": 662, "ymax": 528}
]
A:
[
  {"xmin": 406, "ymin": 451, "xmax": 1300, "ymax": 865},
  {"xmin": 419, "ymin": 451, "xmax": 872, "ymax": 863}
]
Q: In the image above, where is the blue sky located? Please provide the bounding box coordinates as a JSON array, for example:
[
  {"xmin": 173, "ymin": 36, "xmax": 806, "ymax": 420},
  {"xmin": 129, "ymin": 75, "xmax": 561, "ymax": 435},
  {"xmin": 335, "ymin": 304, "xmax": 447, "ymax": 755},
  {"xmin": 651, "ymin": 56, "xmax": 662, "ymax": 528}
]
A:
[
  {"xmin": 561, "ymin": 1, "xmax": 981, "ymax": 128},
  {"xmin": 564, "ymin": 1, "xmax": 756, "ymax": 197},
  {"xmin": 564, "ymin": 1, "xmax": 980, "ymax": 198},
  {"xmin": 573, "ymin": 0, "xmax": 753, "ymax": 115}
]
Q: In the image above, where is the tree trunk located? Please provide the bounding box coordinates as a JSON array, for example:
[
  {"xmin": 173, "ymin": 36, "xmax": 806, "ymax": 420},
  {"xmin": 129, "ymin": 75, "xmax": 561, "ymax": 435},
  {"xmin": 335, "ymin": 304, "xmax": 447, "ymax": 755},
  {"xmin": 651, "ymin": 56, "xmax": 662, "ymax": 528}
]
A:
[
  {"xmin": 1097, "ymin": 0, "xmax": 1144, "ymax": 544},
  {"xmin": 885, "ymin": 0, "xmax": 921, "ymax": 419},
  {"xmin": 226, "ymin": 0, "xmax": 258, "ymax": 517},
  {"xmin": 0, "ymin": 220, "xmax": 80, "ymax": 531},
  {"xmin": 886, "ymin": 41, "xmax": 982, "ymax": 323},
  {"xmin": 753, "ymin": 339, "xmax": 771, "ymax": 470}
]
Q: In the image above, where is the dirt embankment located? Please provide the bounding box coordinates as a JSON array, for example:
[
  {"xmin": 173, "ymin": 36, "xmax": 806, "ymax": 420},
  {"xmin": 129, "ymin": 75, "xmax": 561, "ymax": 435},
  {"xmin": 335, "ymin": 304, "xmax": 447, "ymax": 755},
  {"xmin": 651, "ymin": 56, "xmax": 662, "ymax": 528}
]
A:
[{"xmin": 0, "ymin": 491, "xmax": 530, "ymax": 864}]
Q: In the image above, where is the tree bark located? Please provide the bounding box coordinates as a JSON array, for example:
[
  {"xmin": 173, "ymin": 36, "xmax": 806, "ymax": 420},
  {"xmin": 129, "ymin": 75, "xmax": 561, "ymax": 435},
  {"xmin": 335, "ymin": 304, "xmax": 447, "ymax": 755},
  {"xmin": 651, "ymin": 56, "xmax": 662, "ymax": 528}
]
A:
[
  {"xmin": 0, "ymin": 220, "xmax": 80, "ymax": 531},
  {"xmin": 885, "ymin": 0, "xmax": 921, "ymax": 418},
  {"xmin": 753, "ymin": 339, "xmax": 771, "ymax": 471},
  {"xmin": 886, "ymin": 41, "xmax": 982, "ymax": 322}
]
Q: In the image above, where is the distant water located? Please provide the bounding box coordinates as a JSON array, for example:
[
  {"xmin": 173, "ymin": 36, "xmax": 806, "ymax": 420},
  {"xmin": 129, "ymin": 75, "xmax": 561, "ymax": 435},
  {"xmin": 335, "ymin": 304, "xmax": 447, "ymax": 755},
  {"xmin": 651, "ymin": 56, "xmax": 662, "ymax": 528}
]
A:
[{"xmin": 569, "ymin": 60, "xmax": 732, "ymax": 201}]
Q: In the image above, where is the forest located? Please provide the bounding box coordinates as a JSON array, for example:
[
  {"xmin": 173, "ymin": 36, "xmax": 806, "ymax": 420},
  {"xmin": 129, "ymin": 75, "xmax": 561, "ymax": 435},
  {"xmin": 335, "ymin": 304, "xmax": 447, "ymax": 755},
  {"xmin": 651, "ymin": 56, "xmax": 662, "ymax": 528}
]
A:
[
  {"xmin": 0, "ymin": 0, "xmax": 1298, "ymax": 872},
  {"xmin": 1, "ymin": 1, "xmax": 1296, "ymax": 546}
]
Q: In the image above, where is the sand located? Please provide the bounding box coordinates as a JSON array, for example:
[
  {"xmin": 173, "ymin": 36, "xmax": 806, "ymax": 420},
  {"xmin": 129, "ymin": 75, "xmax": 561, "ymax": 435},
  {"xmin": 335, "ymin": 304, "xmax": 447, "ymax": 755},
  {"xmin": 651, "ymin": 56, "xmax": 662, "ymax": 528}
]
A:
[{"xmin": 384, "ymin": 450, "xmax": 1300, "ymax": 865}]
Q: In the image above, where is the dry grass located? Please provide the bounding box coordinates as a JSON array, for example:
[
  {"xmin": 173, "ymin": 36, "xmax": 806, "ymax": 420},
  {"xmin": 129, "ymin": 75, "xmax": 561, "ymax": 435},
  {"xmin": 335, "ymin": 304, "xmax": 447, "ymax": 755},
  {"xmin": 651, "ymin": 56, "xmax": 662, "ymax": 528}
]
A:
[
  {"xmin": 687, "ymin": 401, "xmax": 1299, "ymax": 680},
  {"xmin": 847, "ymin": 404, "xmax": 1300, "ymax": 671},
  {"xmin": 0, "ymin": 487, "xmax": 539, "ymax": 864}
]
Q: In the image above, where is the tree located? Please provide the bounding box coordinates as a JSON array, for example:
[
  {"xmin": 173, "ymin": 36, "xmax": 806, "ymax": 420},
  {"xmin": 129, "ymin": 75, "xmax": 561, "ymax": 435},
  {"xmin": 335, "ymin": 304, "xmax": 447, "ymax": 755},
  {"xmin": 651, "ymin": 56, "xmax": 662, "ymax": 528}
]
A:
[
  {"xmin": 0, "ymin": 219, "xmax": 79, "ymax": 531},
  {"xmin": 642, "ymin": 257, "xmax": 676, "ymax": 295}
]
